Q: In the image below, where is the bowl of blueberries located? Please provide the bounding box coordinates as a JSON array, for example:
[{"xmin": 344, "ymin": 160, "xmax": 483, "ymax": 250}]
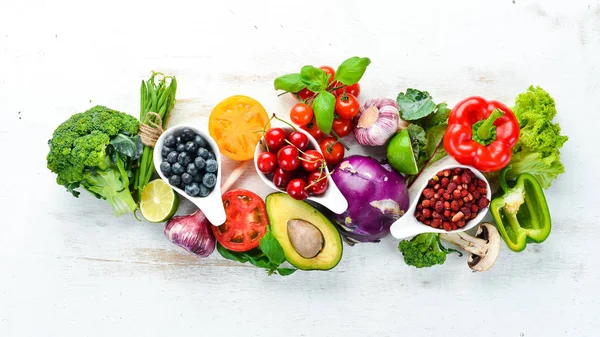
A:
[{"xmin": 153, "ymin": 125, "xmax": 226, "ymax": 225}]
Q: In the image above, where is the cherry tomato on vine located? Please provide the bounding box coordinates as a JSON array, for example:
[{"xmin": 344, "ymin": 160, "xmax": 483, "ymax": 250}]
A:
[
  {"xmin": 290, "ymin": 103, "xmax": 314, "ymax": 126},
  {"xmin": 301, "ymin": 150, "xmax": 325, "ymax": 172},
  {"xmin": 264, "ymin": 128, "xmax": 286, "ymax": 153},
  {"xmin": 334, "ymin": 83, "xmax": 361, "ymax": 97},
  {"xmin": 288, "ymin": 131, "xmax": 309, "ymax": 151},
  {"xmin": 256, "ymin": 152, "xmax": 277, "ymax": 174},
  {"xmin": 301, "ymin": 119, "xmax": 324, "ymax": 140},
  {"xmin": 335, "ymin": 93, "xmax": 360, "ymax": 120},
  {"xmin": 295, "ymin": 88, "xmax": 316, "ymax": 101},
  {"xmin": 320, "ymin": 66, "xmax": 336, "ymax": 84},
  {"xmin": 332, "ymin": 118, "xmax": 353, "ymax": 137},
  {"xmin": 286, "ymin": 178, "xmax": 309, "ymax": 200},
  {"xmin": 319, "ymin": 137, "xmax": 345, "ymax": 166},
  {"xmin": 277, "ymin": 145, "xmax": 300, "ymax": 171},
  {"xmin": 307, "ymin": 171, "xmax": 328, "ymax": 195},
  {"xmin": 273, "ymin": 167, "xmax": 295, "ymax": 189}
]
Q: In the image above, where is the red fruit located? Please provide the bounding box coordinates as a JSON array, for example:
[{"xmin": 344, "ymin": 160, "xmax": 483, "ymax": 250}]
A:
[
  {"xmin": 287, "ymin": 131, "xmax": 309, "ymax": 151},
  {"xmin": 277, "ymin": 145, "xmax": 300, "ymax": 171},
  {"xmin": 301, "ymin": 150, "xmax": 325, "ymax": 172},
  {"xmin": 301, "ymin": 119, "xmax": 324, "ymax": 140},
  {"xmin": 265, "ymin": 128, "xmax": 286, "ymax": 153},
  {"xmin": 289, "ymin": 103, "xmax": 314, "ymax": 126},
  {"xmin": 272, "ymin": 167, "xmax": 295, "ymax": 189},
  {"xmin": 319, "ymin": 66, "xmax": 335, "ymax": 84},
  {"xmin": 286, "ymin": 178, "xmax": 309, "ymax": 200},
  {"xmin": 332, "ymin": 118, "xmax": 353, "ymax": 137},
  {"xmin": 334, "ymin": 93, "xmax": 360, "ymax": 120},
  {"xmin": 307, "ymin": 171, "xmax": 328, "ymax": 195},
  {"xmin": 318, "ymin": 137, "xmax": 345, "ymax": 166},
  {"xmin": 334, "ymin": 83, "xmax": 360, "ymax": 97},
  {"xmin": 256, "ymin": 152, "xmax": 277, "ymax": 174},
  {"xmin": 295, "ymin": 88, "xmax": 316, "ymax": 101}
]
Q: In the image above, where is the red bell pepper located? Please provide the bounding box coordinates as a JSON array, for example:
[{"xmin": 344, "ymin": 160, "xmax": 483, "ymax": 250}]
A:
[{"xmin": 443, "ymin": 96, "xmax": 520, "ymax": 172}]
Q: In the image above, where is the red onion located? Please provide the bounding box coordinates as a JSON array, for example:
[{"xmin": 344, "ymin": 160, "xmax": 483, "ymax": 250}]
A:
[{"xmin": 164, "ymin": 210, "xmax": 215, "ymax": 257}]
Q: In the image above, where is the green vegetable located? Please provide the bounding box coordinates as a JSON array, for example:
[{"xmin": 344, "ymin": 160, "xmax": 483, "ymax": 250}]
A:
[
  {"xmin": 312, "ymin": 91, "xmax": 336, "ymax": 134},
  {"xmin": 217, "ymin": 228, "xmax": 297, "ymax": 276},
  {"xmin": 46, "ymin": 105, "xmax": 141, "ymax": 216},
  {"xmin": 273, "ymin": 73, "xmax": 306, "ymax": 93},
  {"xmin": 396, "ymin": 89, "xmax": 438, "ymax": 121},
  {"xmin": 133, "ymin": 72, "xmax": 177, "ymax": 202},
  {"xmin": 505, "ymin": 86, "xmax": 568, "ymax": 188},
  {"xmin": 398, "ymin": 233, "xmax": 461, "ymax": 268},
  {"xmin": 490, "ymin": 166, "xmax": 552, "ymax": 252},
  {"xmin": 333, "ymin": 56, "xmax": 371, "ymax": 85}
]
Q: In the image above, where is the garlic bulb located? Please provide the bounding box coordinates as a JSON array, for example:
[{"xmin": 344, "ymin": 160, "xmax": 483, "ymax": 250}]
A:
[
  {"xmin": 164, "ymin": 210, "xmax": 216, "ymax": 257},
  {"xmin": 354, "ymin": 98, "xmax": 402, "ymax": 146}
]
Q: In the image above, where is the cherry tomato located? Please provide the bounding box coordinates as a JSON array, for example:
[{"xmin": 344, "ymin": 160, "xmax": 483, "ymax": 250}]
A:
[
  {"xmin": 319, "ymin": 137, "xmax": 345, "ymax": 166},
  {"xmin": 295, "ymin": 88, "xmax": 316, "ymax": 101},
  {"xmin": 307, "ymin": 171, "xmax": 328, "ymax": 195},
  {"xmin": 211, "ymin": 189, "xmax": 268, "ymax": 252},
  {"xmin": 288, "ymin": 131, "xmax": 309, "ymax": 151},
  {"xmin": 289, "ymin": 103, "xmax": 314, "ymax": 126},
  {"xmin": 334, "ymin": 83, "xmax": 361, "ymax": 97},
  {"xmin": 256, "ymin": 152, "xmax": 277, "ymax": 174},
  {"xmin": 265, "ymin": 128, "xmax": 286, "ymax": 153},
  {"xmin": 335, "ymin": 93, "xmax": 360, "ymax": 120},
  {"xmin": 332, "ymin": 118, "xmax": 353, "ymax": 137},
  {"xmin": 286, "ymin": 178, "xmax": 309, "ymax": 200},
  {"xmin": 301, "ymin": 150, "xmax": 324, "ymax": 172},
  {"xmin": 300, "ymin": 119, "xmax": 324, "ymax": 140},
  {"xmin": 273, "ymin": 167, "xmax": 295, "ymax": 189},
  {"xmin": 277, "ymin": 145, "xmax": 300, "ymax": 171},
  {"xmin": 320, "ymin": 66, "xmax": 335, "ymax": 84}
]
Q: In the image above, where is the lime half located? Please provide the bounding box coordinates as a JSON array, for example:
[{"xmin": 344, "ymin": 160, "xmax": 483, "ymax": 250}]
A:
[
  {"xmin": 387, "ymin": 129, "xmax": 419, "ymax": 175},
  {"xmin": 140, "ymin": 179, "xmax": 179, "ymax": 223}
]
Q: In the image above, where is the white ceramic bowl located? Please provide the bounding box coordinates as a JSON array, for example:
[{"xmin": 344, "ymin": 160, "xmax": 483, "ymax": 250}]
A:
[
  {"xmin": 389, "ymin": 161, "xmax": 492, "ymax": 240},
  {"xmin": 253, "ymin": 126, "xmax": 348, "ymax": 214},
  {"xmin": 153, "ymin": 124, "xmax": 226, "ymax": 226}
]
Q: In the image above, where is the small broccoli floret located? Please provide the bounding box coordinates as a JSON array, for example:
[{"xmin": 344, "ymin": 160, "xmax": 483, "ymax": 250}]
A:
[
  {"xmin": 398, "ymin": 233, "xmax": 461, "ymax": 268},
  {"xmin": 47, "ymin": 105, "xmax": 139, "ymax": 216}
]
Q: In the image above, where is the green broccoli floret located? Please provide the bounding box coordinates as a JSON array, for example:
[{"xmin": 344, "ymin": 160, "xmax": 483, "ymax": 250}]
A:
[
  {"xmin": 398, "ymin": 233, "xmax": 461, "ymax": 268},
  {"xmin": 47, "ymin": 105, "xmax": 140, "ymax": 216}
]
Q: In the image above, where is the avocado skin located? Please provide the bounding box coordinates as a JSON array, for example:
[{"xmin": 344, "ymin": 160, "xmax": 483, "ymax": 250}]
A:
[{"xmin": 265, "ymin": 193, "xmax": 343, "ymax": 271}]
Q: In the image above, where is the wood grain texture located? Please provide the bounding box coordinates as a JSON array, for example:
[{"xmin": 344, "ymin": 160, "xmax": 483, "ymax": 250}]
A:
[{"xmin": 1, "ymin": 0, "xmax": 599, "ymax": 336}]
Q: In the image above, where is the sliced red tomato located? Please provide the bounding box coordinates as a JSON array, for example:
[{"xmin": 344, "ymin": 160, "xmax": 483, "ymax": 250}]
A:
[{"xmin": 211, "ymin": 189, "xmax": 268, "ymax": 252}]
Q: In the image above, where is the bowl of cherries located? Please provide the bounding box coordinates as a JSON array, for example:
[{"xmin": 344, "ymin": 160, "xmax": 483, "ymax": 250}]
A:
[{"xmin": 253, "ymin": 126, "xmax": 348, "ymax": 214}]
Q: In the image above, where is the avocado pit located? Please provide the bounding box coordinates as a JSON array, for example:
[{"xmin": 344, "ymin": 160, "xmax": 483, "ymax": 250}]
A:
[{"xmin": 287, "ymin": 219, "xmax": 324, "ymax": 259}]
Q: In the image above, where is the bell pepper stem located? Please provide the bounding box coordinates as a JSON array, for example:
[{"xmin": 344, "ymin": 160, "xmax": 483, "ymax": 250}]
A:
[{"xmin": 477, "ymin": 108, "xmax": 504, "ymax": 140}]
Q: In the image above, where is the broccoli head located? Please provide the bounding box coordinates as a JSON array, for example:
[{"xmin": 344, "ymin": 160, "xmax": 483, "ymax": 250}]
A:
[
  {"xmin": 398, "ymin": 233, "xmax": 461, "ymax": 268},
  {"xmin": 47, "ymin": 105, "xmax": 140, "ymax": 216}
]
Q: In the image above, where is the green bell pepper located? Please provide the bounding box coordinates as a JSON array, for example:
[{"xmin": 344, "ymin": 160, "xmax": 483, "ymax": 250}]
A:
[{"xmin": 490, "ymin": 166, "xmax": 551, "ymax": 252}]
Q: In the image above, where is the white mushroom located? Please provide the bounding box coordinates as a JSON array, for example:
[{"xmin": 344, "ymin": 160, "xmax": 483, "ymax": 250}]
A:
[{"xmin": 439, "ymin": 222, "xmax": 501, "ymax": 272}]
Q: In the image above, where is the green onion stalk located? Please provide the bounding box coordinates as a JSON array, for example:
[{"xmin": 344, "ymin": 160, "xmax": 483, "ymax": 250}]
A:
[{"xmin": 132, "ymin": 71, "xmax": 177, "ymax": 202}]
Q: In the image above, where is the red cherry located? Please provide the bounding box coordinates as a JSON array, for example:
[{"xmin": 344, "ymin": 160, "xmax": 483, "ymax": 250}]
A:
[
  {"xmin": 286, "ymin": 178, "xmax": 308, "ymax": 200},
  {"xmin": 265, "ymin": 128, "xmax": 286, "ymax": 153},
  {"xmin": 287, "ymin": 131, "xmax": 309, "ymax": 151},
  {"xmin": 307, "ymin": 171, "xmax": 328, "ymax": 195},
  {"xmin": 256, "ymin": 152, "xmax": 277, "ymax": 174},
  {"xmin": 272, "ymin": 167, "xmax": 295, "ymax": 189},
  {"xmin": 301, "ymin": 150, "xmax": 324, "ymax": 172},
  {"xmin": 277, "ymin": 145, "xmax": 300, "ymax": 171}
]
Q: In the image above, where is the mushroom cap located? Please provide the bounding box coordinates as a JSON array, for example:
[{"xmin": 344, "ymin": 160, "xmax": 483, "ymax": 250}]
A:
[{"xmin": 468, "ymin": 222, "xmax": 501, "ymax": 272}]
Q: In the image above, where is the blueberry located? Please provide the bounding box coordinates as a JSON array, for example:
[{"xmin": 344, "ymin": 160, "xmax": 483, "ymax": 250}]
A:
[
  {"xmin": 181, "ymin": 172, "xmax": 193, "ymax": 185},
  {"xmin": 169, "ymin": 175, "xmax": 181, "ymax": 187},
  {"xmin": 205, "ymin": 159, "xmax": 218, "ymax": 173},
  {"xmin": 161, "ymin": 146, "xmax": 173, "ymax": 157},
  {"xmin": 193, "ymin": 135, "xmax": 208, "ymax": 148},
  {"xmin": 185, "ymin": 141, "xmax": 198, "ymax": 153},
  {"xmin": 196, "ymin": 147, "xmax": 209, "ymax": 159},
  {"xmin": 160, "ymin": 161, "xmax": 171, "ymax": 175},
  {"xmin": 178, "ymin": 152, "xmax": 191, "ymax": 166},
  {"xmin": 176, "ymin": 136, "xmax": 183, "ymax": 144},
  {"xmin": 193, "ymin": 173, "xmax": 202, "ymax": 183},
  {"xmin": 202, "ymin": 173, "xmax": 217, "ymax": 188},
  {"xmin": 164, "ymin": 134, "xmax": 176, "ymax": 147},
  {"xmin": 187, "ymin": 163, "xmax": 198, "ymax": 176},
  {"xmin": 171, "ymin": 162, "xmax": 184, "ymax": 175},
  {"xmin": 181, "ymin": 128, "xmax": 195, "ymax": 141},
  {"xmin": 197, "ymin": 184, "xmax": 210, "ymax": 197},
  {"xmin": 176, "ymin": 143, "xmax": 186, "ymax": 152},
  {"xmin": 185, "ymin": 183, "xmax": 201, "ymax": 197},
  {"xmin": 194, "ymin": 157, "xmax": 206, "ymax": 170},
  {"xmin": 166, "ymin": 151, "xmax": 179, "ymax": 164}
]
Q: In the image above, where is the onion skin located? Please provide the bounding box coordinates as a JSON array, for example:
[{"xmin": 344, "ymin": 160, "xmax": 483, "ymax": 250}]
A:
[
  {"xmin": 164, "ymin": 210, "xmax": 216, "ymax": 257},
  {"xmin": 331, "ymin": 155, "xmax": 410, "ymax": 244},
  {"xmin": 353, "ymin": 98, "xmax": 400, "ymax": 146}
]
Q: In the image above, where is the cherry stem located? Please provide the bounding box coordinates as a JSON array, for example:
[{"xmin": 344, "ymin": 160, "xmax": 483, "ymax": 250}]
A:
[{"xmin": 271, "ymin": 114, "xmax": 298, "ymax": 131}]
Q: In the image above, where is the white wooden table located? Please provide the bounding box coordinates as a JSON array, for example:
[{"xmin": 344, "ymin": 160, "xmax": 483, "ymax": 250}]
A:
[{"xmin": 1, "ymin": 0, "xmax": 598, "ymax": 336}]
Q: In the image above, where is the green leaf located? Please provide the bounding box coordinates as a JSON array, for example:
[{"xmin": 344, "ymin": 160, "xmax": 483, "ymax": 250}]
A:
[
  {"xmin": 312, "ymin": 91, "xmax": 336, "ymax": 134},
  {"xmin": 423, "ymin": 123, "xmax": 448, "ymax": 168},
  {"xmin": 246, "ymin": 255, "xmax": 272, "ymax": 269},
  {"xmin": 110, "ymin": 134, "xmax": 141, "ymax": 159},
  {"xmin": 216, "ymin": 243, "xmax": 249, "ymax": 263},
  {"xmin": 259, "ymin": 228, "xmax": 286, "ymax": 265},
  {"xmin": 274, "ymin": 73, "xmax": 306, "ymax": 93},
  {"xmin": 277, "ymin": 268, "xmax": 297, "ymax": 276},
  {"xmin": 300, "ymin": 66, "xmax": 328, "ymax": 92},
  {"xmin": 397, "ymin": 89, "xmax": 437, "ymax": 121},
  {"xmin": 418, "ymin": 103, "xmax": 450, "ymax": 129},
  {"xmin": 407, "ymin": 124, "xmax": 426, "ymax": 164},
  {"xmin": 334, "ymin": 57, "xmax": 371, "ymax": 85}
]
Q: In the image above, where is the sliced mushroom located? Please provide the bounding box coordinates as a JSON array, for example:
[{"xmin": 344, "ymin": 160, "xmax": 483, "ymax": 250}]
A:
[
  {"xmin": 439, "ymin": 222, "xmax": 501, "ymax": 272},
  {"xmin": 287, "ymin": 219, "xmax": 324, "ymax": 259}
]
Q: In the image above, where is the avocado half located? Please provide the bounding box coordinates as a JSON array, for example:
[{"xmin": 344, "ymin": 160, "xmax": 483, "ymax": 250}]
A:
[{"xmin": 265, "ymin": 193, "xmax": 343, "ymax": 271}]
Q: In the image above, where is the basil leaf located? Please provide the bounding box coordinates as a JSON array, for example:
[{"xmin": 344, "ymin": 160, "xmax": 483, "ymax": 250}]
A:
[
  {"xmin": 110, "ymin": 134, "xmax": 141, "ymax": 159},
  {"xmin": 259, "ymin": 228, "xmax": 286, "ymax": 265},
  {"xmin": 397, "ymin": 89, "xmax": 437, "ymax": 121},
  {"xmin": 334, "ymin": 56, "xmax": 371, "ymax": 85},
  {"xmin": 300, "ymin": 66, "xmax": 328, "ymax": 92},
  {"xmin": 277, "ymin": 268, "xmax": 297, "ymax": 276},
  {"xmin": 246, "ymin": 255, "xmax": 272, "ymax": 269},
  {"xmin": 312, "ymin": 91, "xmax": 336, "ymax": 134},
  {"xmin": 216, "ymin": 243, "xmax": 249, "ymax": 263},
  {"xmin": 274, "ymin": 73, "xmax": 306, "ymax": 93}
]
